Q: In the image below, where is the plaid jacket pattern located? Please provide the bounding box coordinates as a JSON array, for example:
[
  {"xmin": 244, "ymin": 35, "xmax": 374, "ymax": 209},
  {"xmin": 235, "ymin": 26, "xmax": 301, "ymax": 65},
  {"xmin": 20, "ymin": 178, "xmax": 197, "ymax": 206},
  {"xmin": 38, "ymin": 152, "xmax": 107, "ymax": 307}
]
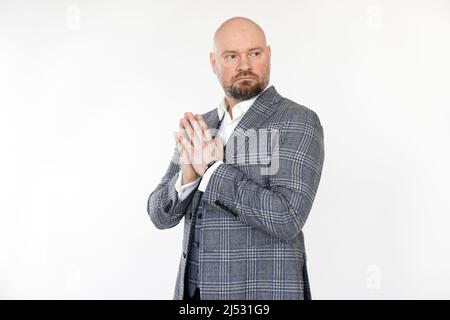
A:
[{"xmin": 147, "ymin": 85, "xmax": 324, "ymax": 300}]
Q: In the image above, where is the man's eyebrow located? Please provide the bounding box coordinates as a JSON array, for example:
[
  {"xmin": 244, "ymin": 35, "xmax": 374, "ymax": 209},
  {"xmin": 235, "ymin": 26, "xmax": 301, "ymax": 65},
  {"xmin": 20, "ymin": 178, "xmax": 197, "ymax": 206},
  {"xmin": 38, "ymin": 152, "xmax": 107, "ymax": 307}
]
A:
[
  {"xmin": 221, "ymin": 47, "xmax": 264, "ymax": 55},
  {"xmin": 248, "ymin": 47, "xmax": 264, "ymax": 51}
]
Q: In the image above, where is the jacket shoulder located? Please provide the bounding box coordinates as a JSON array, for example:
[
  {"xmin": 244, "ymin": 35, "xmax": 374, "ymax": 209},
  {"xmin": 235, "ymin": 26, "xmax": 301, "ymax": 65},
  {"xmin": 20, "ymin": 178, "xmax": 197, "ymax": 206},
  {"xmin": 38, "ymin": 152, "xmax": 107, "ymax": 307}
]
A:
[
  {"xmin": 201, "ymin": 108, "xmax": 217, "ymax": 118},
  {"xmin": 275, "ymin": 97, "xmax": 322, "ymax": 127}
]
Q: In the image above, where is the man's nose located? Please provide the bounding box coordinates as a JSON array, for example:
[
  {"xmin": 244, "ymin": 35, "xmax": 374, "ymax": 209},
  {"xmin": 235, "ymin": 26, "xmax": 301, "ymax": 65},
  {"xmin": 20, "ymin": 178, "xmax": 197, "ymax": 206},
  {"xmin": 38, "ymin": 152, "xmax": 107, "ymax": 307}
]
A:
[{"xmin": 237, "ymin": 54, "xmax": 252, "ymax": 72}]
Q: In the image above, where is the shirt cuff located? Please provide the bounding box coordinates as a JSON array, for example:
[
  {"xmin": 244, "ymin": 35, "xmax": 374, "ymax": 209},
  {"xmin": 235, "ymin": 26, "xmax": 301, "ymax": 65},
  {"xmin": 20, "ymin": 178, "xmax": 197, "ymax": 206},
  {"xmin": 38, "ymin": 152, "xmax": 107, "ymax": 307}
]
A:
[
  {"xmin": 198, "ymin": 161, "xmax": 224, "ymax": 192},
  {"xmin": 175, "ymin": 170, "xmax": 201, "ymax": 201}
]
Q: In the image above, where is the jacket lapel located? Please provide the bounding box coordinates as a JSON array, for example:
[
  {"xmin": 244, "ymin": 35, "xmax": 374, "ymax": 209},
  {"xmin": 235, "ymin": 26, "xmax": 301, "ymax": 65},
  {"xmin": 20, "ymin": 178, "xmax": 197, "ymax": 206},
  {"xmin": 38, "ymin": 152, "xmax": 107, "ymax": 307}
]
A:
[
  {"xmin": 202, "ymin": 108, "xmax": 220, "ymax": 132},
  {"xmin": 224, "ymin": 85, "xmax": 282, "ymax": 161},
  {"xmin": 202, "ymin": 85, "xmax": 283, "ymax": 163}
]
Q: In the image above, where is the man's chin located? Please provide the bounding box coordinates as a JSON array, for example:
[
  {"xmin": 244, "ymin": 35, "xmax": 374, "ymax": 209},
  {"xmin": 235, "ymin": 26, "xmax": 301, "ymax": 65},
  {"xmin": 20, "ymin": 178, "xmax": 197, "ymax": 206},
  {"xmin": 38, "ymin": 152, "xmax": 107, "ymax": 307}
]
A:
[
  {"xmin": 229, "ymin": 83, "xmax": 263, "ymax": 100},
  {"xmin": 235, "ymin": 79, "xmax": 256, "ymax": 86},
  {"xmin": 236, "ymin": 80, "xmax": 258, "ymax": 89}
]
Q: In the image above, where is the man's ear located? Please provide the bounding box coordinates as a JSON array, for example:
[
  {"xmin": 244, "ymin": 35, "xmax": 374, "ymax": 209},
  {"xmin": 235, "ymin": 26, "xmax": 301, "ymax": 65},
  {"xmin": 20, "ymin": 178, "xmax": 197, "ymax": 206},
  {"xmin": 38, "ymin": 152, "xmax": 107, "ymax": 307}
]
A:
[
  {"xmin": 266, "ymin": 45, "xmax": 271, "ymax": 59},
  {"xmin": 209, "ymin": 51, "xmax": 217, "ymax": 75}
]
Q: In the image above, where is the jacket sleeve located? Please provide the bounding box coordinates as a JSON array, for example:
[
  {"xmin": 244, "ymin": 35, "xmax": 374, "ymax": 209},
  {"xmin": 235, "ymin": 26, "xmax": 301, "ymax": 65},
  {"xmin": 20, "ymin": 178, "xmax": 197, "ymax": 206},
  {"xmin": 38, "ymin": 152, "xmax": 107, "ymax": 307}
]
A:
[
  {"xmin": 201, "ymin": 109, "xmax": 325, "ymax": 241},
  {"xmin": 147, "ymin": 146, "xmax": 195, "ymax": 229}
]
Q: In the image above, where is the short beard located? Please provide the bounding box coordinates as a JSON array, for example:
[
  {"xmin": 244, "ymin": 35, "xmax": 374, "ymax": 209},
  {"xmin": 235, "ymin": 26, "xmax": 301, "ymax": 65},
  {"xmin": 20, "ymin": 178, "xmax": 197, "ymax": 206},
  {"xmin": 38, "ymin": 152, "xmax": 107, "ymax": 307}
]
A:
[
  {"xmin": 222, "ymin": 66, "xmax": 270, "ymax": 101},
  {"xmin": 228, "ymin": 80, "xmax": 264, "ymax": 101}
]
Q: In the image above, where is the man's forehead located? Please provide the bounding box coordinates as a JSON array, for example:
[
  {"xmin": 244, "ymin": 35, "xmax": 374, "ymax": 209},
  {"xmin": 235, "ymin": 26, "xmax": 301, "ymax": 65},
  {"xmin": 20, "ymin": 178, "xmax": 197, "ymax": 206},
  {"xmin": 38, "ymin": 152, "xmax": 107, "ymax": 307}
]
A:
[
  {"xmin": 219, "ymin": 45, "xmax": 265, "ymax": 54},
  {"xmin": 215, "ymin": 35, "xmax": 266, "ymax": 54}
]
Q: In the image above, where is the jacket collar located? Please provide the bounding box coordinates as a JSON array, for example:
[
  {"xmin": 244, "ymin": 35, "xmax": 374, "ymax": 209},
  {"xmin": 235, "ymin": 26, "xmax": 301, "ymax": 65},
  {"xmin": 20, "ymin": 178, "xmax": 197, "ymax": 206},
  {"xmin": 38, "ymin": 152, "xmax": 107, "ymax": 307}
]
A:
[{"xmin": 203, "ymin": 85, "xmax": 283, "ymax": 160}]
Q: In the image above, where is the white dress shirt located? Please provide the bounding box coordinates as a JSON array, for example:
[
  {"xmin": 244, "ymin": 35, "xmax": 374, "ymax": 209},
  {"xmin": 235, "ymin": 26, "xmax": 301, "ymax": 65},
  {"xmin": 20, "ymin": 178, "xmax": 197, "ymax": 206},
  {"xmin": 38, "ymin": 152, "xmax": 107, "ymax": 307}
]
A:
[{"xmin": 175, "ymin": 83, "xmax": 271, "ymax": 201}]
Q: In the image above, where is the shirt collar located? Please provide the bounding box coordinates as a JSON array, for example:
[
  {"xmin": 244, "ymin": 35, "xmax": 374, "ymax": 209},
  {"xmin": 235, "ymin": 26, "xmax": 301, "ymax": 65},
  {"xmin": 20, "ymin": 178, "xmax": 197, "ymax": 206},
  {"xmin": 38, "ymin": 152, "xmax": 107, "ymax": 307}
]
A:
[{"xmin": 217, "ymin": 82, "xmax": 271, "ymax": 121}]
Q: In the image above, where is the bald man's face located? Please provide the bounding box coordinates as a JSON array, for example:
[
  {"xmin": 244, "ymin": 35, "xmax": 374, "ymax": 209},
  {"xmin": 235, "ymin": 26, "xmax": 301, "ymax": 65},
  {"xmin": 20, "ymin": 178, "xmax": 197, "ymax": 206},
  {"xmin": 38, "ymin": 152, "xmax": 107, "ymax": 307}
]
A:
[{"xmin": 210, "ymin": 28, "xmax": 271, "ymax": 101}]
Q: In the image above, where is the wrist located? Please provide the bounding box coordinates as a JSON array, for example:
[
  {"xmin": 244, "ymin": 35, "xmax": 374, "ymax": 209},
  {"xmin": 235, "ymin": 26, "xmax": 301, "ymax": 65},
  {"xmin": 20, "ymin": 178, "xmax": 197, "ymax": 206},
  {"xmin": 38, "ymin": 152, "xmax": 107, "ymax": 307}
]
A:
[{"xmin": 181, "ymin": 172, "xmax": 199, "ymax": 185}]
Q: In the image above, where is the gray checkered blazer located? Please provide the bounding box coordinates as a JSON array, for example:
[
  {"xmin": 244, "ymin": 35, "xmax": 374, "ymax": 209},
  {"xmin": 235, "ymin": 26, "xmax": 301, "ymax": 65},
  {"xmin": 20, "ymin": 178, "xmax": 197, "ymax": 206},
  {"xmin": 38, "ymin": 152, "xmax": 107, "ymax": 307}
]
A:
[{"xmin": 147, "ymin": 85, "xmax": 324, "ymax": 300}]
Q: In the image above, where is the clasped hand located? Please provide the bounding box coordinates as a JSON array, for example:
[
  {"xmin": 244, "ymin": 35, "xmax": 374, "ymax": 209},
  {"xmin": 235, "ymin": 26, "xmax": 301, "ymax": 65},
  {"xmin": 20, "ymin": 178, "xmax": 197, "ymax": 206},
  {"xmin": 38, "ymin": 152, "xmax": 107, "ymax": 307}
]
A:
[{"xmin": 173, "ymin": 112, "xmax": 224, "ymax": 183}]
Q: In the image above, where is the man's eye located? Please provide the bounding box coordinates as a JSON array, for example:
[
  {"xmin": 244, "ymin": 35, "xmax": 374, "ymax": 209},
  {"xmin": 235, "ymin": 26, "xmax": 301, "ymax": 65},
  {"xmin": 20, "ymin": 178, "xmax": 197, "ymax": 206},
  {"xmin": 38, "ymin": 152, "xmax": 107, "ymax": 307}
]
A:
[
  {"xmin": 250, "ymin": 51, "xmax": 260, "ymax": 57},
  {"xmin": 226, "ymin": 54, "xmax": 236, "ymax": 60}
]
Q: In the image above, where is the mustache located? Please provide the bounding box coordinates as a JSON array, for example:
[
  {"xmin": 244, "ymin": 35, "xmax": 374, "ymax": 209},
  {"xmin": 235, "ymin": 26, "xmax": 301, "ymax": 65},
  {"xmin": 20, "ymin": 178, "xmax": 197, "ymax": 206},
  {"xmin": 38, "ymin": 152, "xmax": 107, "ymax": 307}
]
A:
[{"xmin": 234, "ymin": 73, "xmax": 258, "ymax": 80}]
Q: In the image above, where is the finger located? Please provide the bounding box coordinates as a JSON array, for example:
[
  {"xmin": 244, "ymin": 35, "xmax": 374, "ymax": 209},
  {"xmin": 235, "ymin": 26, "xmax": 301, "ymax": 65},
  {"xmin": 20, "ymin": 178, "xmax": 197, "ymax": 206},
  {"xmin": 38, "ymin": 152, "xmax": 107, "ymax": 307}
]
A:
[
  {"xmin": 186, "ymin": 114, "xmax": 203, "ymax": 147},
  {"xmin": 194, "ymin": 114, "xmax": 213, "ymax": 141},
  {"xmin": 174, "ymin": 132, "xmax": 187, "ymax": 155},
  {"xmin": 194, "ymin": 114, "xmax": 207, "ymax": 130},
  {"xmin": 187, "ymin": 114, "xmax": 203, "ymax": 146},
  {"xmin": 173, "ymin": 132, "xmax": 185, "ymax": 162},
  {"xmin": 173, "ymin": 132, "xmax": 184, "ymax": 151},
  {"xmin": 214, "ymin": 137, "xmax": 224, "ymax": 160},
  {"xmin": 179, "ymin": 137, "xmax": 195, "ymax": 166},
  {"xmin": 180, "ymin": 118, "xmax": 195, "ymax": 145},
  {"xmin": 215, "ymin": 135, "xmax": 224, "ymax": 147},
  {"xmin": 179, "ymin": 132, "xmax": 193, "ymax": 156}
]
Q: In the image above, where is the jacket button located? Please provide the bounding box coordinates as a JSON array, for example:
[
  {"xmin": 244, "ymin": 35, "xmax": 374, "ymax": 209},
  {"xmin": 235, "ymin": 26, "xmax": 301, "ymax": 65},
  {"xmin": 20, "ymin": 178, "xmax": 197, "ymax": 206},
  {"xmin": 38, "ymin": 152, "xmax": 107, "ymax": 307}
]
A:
[
  {"xmin": 198, "ymin": 213, "xmax": 202, "ymax": 219},
  {"xmin": 188, "ymin": 212, "xmax": 192, "ymax": 219},
  {"xmin": 183, "ymin": 252, "xmax": 186, "ymax": 258}
]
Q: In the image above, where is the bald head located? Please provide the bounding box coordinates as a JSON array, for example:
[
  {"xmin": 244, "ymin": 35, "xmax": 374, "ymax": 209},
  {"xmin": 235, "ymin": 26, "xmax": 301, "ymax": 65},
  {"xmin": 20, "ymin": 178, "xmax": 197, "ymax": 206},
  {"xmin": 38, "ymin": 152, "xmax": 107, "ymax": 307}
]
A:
[
  {"xmin": 210, "ymin": 17, "xmax": 271, "ymax": 103},
  {"xmin": 213, "ymin": 17, "xmax": 267, "ymax": 54}
]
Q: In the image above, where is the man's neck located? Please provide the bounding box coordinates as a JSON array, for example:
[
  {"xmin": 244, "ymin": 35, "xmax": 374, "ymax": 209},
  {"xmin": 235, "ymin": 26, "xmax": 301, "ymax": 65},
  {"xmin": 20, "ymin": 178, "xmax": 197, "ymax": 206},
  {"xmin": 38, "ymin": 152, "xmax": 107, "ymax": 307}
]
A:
[
  {"xmin": 223, "ymin": 84, "xmax": 270, "ymax": 120},
  {"xmin": 224, "ymin": 91, "xmax": 263, "ymax": 119}
]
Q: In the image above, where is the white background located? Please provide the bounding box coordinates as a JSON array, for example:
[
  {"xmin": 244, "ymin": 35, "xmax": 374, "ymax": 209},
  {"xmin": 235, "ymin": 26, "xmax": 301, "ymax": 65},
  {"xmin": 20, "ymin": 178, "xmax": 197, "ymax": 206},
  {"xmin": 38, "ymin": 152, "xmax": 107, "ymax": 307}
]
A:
[{"xmin": 1, "ymin": 0, "xmax": 449, "ymax": 299}]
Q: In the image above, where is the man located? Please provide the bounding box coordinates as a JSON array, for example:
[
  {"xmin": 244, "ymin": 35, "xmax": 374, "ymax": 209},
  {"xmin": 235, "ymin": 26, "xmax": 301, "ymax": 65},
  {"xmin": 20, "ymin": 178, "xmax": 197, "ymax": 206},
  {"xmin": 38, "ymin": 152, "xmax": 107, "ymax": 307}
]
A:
[{"xmin": 147, "ymin": 16, "xmax": 324, "ymax": 300}]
